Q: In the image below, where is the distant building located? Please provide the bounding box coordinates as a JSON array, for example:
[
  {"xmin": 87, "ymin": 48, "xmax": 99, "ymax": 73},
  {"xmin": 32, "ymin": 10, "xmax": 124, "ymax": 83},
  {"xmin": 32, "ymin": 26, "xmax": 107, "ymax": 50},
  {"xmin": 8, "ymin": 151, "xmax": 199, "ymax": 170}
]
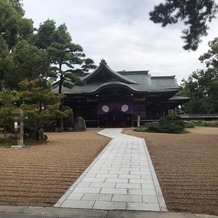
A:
[{"xmin": 52, "ymin": 60, "xmax": 189, "ymax": 127}]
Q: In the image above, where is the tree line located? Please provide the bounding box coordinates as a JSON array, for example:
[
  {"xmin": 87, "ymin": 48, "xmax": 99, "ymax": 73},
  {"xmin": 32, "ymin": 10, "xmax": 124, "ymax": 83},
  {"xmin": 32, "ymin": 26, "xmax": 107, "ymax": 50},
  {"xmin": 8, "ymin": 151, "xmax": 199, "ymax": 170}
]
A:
[
  {"xmin": 0, "ymin": 0, "xmax": 96, "ymax": 136},
  {"xmin": 179, "ymin": 37, "xmax": 218, "ymax": 114},
  {"xmin": 150, "ymin": 0, "xmax": 218, "ymax": 114}
]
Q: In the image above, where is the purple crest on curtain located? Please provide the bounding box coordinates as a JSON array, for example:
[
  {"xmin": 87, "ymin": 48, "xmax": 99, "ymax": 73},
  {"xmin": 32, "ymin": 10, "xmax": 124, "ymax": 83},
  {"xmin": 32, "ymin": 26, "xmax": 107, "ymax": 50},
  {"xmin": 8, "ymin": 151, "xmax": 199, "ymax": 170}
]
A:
[{"xmin": 98, "ymin": 101, "xmax": 133, "ymax": 114}]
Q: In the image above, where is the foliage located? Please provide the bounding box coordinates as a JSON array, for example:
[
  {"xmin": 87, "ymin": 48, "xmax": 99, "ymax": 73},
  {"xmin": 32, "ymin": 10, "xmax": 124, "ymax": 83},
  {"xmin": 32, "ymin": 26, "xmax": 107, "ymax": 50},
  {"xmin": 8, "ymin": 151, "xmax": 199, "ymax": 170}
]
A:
[
  {"xmin": 33, "ymin": 19, "xmax": 56, "ymax": 50},
  {"xmin": 5, "ymin": 40, "xmax": 50, "ymax": 89},
  {"xmin": 149, "ymin": 114, "xmax": 185, "ymax": 133},
  {"xmin": 19, "ymin": 79, "xmax": 71, "ymax": 133},
  {"xmin": 0, "ymin": 38, "xmax": 14, "ymax": 90},
  {"xmin": 134, "ymin": 127, "xmax": 147, "ymax": 132},
  {"xmin": 180, "ymin": 37, "xmax": 218, "ymax": 113},
  {"xmin": 159, "ymin": 113, "xmax": 184, "ymax": 126},
  {"xmin": 34, "ymin": 20, "xmax": 96, "ymax": 94},
  {"xmin": 33, "ymin": 20, "xmax": 96, "ymax": 130},
  {"xmin": 0, "ymin": 0, "xmax": 41, "ymax": 90},
  {"xmin": 0, "ymin": 137, "xmax": 13, "ymax": 147},
  {"xmin": 0, "ymin": 0, "xmax": 33, "ymax": 51},
  {"xmin": 63, "ymin": 109, "xmax": 74, "ymax": 130},
  {"xmin": 0, "ymin": 89, "xmax": 20, "ymax": 137},
  {"xmin": 0, "ymin": 2, "xmax": 96, "ymax": 134},
  {"xmin": 149, "ymin": 0, "xmax": 218, "ymax": 50},
  {"xmin": 199, "ymin": 37, "xmax": 218, "ymax": 68},
  {"xmin": 0, "ymin": 135, "xmax": 48, "ymax": 147},
  {"xmin": 135, "ymin": 114, "xmax": 185, "ymax": 134},
  {"xmin": 192, "ymin": 120, "xmax": 218, "ymax": 127}
]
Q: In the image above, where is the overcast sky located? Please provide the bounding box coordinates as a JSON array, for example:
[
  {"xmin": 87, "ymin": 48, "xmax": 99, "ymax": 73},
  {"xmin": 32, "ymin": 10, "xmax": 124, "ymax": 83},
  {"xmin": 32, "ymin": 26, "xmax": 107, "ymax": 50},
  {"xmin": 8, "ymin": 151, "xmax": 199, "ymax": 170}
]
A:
[{"xmin": 22, "ymin": 0, "xmax": 218, "ymax": 84}]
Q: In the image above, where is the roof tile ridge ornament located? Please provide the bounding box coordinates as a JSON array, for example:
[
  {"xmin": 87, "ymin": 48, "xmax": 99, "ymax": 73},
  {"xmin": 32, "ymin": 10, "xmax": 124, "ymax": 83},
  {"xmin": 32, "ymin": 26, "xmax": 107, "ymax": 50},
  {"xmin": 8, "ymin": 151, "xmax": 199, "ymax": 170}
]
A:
[
  {"xmin": 83, "ymin": 59, "xmax": 138, "ymax": 84},
  {"xmin": 100, "ymin": 59, "xmax": 108, "ymax": 66}
]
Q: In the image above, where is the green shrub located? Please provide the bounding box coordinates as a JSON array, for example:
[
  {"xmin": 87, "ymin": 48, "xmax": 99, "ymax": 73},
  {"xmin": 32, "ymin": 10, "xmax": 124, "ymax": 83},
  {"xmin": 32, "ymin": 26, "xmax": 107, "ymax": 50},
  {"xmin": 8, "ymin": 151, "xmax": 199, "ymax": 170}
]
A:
[
  {"xmin": 0, "ymin": 137, "xmax": 13, "ymax": 147},
  {"xmin": 147, "ymin": 123, "xmax": 184, "ymax": 133},
  {"xmin": 159, "ymin": 114, "xmax": 185, "ymax": 127},
  {"xmin": 147, "ymin": 114, "xmax": 185, "ymax": 134},
  {"xmin": 134, "ymin": 127, "xmax": 147, "ymax": 132},
  {"xmin": 192, "ymin": 120, "xmax": 218, "ymax": 127}
]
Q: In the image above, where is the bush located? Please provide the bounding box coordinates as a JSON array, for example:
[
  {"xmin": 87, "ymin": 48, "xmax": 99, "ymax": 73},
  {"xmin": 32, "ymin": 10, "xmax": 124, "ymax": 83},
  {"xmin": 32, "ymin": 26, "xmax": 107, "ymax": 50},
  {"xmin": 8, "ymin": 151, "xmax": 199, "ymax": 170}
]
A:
[
  {"xmin": 192, "ymin": 120, "xmax": 218, "ymax": 127},
  {"xmin": 134, "ymin": 127, "xmax": 147, "ymax": 132},
  {"xmin": 147, "ymin": 123, "xmax": 184, "ymax": 133},
  {"xmin": 146, "ymin": 114, "xmax": 185, "ymax": 134},
  {"xmin": 149, "ymin": 114, "xmax": 185, "ymax": 133},
  {"xmin": 159, "ymin": 114, "xmax": 184, "ymax": 127},
  {"xmin": 0, "ymin": 137, "xmax": 13, "ymax": 147}
]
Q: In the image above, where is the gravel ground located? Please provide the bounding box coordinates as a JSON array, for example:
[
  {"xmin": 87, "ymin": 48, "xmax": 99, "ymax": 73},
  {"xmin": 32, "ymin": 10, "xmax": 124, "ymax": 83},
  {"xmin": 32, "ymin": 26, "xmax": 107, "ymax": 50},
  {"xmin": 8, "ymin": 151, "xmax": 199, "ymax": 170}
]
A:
[
  {"xmin": 0, "ymin": 127, "xmax": 217, "ymax": 216},
  {"xmin": 0, "ymin": 129, "xmax": 110, "ymax": 207},
  {"xmin": 123, "ymin": 127, "xmax": 218, "ymax": 216}
]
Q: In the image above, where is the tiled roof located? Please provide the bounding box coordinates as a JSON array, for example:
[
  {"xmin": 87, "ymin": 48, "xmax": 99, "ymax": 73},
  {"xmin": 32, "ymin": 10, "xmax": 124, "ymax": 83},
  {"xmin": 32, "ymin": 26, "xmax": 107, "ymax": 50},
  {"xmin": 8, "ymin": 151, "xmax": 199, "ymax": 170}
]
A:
[{"xmin": 52, "ymin": 60, "xmax": 180, "ymax": 94}]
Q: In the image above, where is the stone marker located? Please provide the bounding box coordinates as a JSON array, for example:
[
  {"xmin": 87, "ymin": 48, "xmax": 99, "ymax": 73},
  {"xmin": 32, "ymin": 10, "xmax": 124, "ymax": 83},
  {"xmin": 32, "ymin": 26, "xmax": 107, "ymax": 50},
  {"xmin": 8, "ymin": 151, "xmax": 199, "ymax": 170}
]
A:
[
  {"xmin": 137, "ymin": 115, "xmax": 141, "ymax": 127},
  {"xmin": 11, "ymin": 108, "xmax": 25, "ymax": 148}
]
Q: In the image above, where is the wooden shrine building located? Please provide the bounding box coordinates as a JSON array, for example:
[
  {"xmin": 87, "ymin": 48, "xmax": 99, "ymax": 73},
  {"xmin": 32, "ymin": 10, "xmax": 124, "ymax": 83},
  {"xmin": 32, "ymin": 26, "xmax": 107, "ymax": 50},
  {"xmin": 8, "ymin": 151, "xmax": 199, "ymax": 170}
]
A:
[{"xmin": 52, "ymin": 60, "xmax": 189, "ymax": 127}]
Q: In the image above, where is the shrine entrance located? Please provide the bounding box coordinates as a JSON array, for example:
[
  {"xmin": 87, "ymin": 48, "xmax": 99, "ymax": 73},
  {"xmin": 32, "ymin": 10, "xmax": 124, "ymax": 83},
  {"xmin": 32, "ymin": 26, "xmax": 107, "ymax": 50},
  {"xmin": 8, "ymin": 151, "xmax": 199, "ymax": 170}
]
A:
[{"xmin": 98, "ymin": 101, "xmax": 133, "ymax": 128}]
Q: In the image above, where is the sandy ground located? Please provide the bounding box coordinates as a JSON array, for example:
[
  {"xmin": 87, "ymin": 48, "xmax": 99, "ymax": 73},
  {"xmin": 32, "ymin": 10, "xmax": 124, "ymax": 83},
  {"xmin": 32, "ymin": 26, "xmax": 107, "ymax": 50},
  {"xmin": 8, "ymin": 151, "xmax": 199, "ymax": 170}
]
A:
[
  {"xmin": 0, "ymin": 127, "xmax": 217, "ymax": 215},
  {"xmin": 123, "ymin": 127, "xmax": 218, "ymax": 216},
  {"xmin": 0, "ymin": 129, "xmax": 110, "ymax": 207}
]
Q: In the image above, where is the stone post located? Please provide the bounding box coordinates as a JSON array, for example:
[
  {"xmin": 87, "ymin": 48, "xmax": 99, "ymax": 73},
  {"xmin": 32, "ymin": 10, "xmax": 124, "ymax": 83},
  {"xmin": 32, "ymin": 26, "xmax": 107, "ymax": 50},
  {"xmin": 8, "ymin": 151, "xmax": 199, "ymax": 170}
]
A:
[
  {"xmin": 11, "ymin": 108, "xmax": 25, "ymax": 148},
  {"xmin": 137, "ymin": 115, "xmax": 141, "ymax": 127}
]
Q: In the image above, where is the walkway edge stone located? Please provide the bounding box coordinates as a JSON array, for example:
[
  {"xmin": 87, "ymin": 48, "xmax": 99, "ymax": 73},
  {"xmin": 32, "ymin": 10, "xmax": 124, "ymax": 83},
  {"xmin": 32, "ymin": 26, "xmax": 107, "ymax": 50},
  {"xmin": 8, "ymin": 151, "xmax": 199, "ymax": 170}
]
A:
[
  {"xmin": 142, "ymin": 139, "xmax": 167, "ymax": 211},
  {"xmin": 0, "ymin": 207, "xmax": 217, "ymax": 218}
]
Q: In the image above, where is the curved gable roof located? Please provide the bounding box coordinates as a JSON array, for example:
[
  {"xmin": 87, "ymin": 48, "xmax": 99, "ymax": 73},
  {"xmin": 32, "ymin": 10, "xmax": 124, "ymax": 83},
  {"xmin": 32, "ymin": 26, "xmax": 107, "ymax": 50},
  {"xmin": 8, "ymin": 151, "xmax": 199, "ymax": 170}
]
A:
[
  {"xmin": 82, "ymin": 60, "xmax": 138, "ymax": 84},
  {"xmin": 52, "ymin": 60, "xmax": 180, "ymax": 95}
]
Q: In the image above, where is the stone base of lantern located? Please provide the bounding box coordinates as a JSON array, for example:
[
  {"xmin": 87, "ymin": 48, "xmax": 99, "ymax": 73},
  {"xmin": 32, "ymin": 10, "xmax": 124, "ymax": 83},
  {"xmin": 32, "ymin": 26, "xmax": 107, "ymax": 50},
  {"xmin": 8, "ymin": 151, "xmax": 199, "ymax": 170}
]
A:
[{"xmin": 11, "ymin": 144, "xmax": 25, "ymax": 148}]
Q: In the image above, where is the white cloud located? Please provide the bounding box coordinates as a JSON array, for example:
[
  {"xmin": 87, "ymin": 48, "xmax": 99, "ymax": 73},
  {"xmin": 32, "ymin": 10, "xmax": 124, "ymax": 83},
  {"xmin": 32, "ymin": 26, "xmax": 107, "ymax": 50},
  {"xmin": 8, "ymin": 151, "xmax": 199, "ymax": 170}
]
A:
[{"xmin": 22, "ymin": 0, "xmax": 218, "ymax": 84}]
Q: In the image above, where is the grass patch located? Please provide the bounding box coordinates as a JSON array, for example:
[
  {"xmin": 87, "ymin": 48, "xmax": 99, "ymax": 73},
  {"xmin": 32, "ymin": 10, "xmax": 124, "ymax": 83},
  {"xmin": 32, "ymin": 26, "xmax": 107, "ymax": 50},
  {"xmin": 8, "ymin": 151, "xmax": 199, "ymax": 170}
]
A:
[
  {"xmin": 0, "ymin": 135, "xmax": 47, "ymax": 148},
  {"xmin": 134, "ymin": 127, "xmax": 147, "ymax": 132},
  {"xmin": 192, "ymin": 120, "xmax": 218, "ymax": 127}
]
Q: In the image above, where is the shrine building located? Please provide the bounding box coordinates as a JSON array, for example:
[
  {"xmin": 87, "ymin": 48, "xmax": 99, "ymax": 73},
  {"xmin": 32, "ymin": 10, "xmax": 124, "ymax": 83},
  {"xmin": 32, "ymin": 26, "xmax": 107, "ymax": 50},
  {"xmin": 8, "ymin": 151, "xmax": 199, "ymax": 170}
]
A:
[{"xmin": 52, "ymin": 60, "xmax": 189, "ymax": 127}]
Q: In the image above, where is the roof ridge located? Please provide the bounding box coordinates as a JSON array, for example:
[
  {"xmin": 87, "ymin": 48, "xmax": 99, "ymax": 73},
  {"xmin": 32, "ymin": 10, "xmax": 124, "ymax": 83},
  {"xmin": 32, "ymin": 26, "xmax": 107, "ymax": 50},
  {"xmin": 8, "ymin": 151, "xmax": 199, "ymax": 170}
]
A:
[{"xmin": 82, "ymin": 60, "xmax": 138, "ymax": 84}]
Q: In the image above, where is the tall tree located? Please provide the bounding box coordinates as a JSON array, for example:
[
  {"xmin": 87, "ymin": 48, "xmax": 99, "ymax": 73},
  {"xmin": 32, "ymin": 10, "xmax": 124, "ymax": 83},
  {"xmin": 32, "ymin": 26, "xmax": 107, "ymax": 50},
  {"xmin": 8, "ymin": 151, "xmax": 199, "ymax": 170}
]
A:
[
  {"xmin": 33, "ymin": 19, "xmax": 56, "ymax": 50},
  {"xmin": 34, "ymin": 20, "xmax": 96, "ymax": 94},
  {"xmin": 199, "ymin": 37, "xmax": 218, "ymax": 68},
  {"xmin": 180, "ymin": 37, "xmax": 218, "ymax": 113},
  {"xmin": 4, "ymin": 40, "xmax": 50, "ymax": 89},
  {"xmin": 47, "ymin": 23, "xmax": 85, "ymax": 94},
  {"xmin": 0, "ymin": 89, "xmax": 20, "ymax": 137},
  {"xmin": 0, "ymin": 37, "xmax": 14, "ymax": 90},
  {"xmin": 0, "ymin": 0, "xmax": 34, "ymax": 89},
  {"xmin": 0, "ymin": 0, "xmax": 33, "ymax": 51},
  {"xmin": 149, "ymin": 0, "xmax": 218, "ymax": 50},
  {"xmin": 34, "ymin": 20, "xmax": 96, "ymax": 130}
]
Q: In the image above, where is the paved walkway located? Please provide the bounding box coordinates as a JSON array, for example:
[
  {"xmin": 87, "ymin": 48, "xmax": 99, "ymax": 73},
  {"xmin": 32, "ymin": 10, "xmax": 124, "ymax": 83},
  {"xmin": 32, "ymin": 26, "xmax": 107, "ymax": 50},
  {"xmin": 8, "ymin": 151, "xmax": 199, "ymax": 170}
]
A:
[{"xmin": 55, "ymin": 129, "xmax": 167, "ymax": 211}]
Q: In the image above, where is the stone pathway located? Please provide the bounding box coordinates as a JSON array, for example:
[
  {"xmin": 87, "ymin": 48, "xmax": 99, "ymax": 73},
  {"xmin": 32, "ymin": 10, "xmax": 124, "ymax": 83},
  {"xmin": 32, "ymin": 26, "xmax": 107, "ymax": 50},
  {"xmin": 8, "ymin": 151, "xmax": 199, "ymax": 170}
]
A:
[{"xmin": 55, "ymin": 129, "xmax": 167, "ymax": 211}]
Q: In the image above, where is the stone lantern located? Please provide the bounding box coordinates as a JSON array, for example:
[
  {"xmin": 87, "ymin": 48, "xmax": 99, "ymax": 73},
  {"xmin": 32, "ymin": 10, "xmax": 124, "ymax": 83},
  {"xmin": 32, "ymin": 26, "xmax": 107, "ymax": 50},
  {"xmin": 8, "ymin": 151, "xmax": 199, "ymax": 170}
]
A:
[{"xmin": 11, "ymin": 108, "xmax": 25, "ymax": 148}]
